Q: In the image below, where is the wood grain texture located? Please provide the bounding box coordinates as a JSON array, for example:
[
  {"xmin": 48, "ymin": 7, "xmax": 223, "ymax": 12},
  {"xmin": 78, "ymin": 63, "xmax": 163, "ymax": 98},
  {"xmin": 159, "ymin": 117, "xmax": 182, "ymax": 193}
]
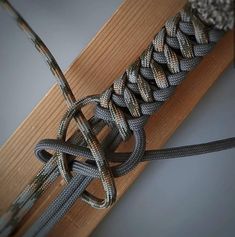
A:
[{"xmin": 0, "ymin": 0, "xmax": 233, "ymax": 236}]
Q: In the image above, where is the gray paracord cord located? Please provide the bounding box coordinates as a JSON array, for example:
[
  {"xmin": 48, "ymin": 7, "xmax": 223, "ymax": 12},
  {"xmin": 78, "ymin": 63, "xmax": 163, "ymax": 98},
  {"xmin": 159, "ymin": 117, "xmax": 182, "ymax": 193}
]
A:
[{"xmin": 0, "ymin": 0, "xmax": 234, "ymax": 236}]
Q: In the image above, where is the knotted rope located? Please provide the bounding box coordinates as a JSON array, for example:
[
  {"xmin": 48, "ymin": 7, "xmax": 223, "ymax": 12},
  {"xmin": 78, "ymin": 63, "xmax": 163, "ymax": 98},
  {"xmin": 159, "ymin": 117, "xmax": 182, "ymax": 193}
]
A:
[
  {"xmin": 37, "ymin": 2, "xmax": 226, "ymax": 207},
  {"xmin": 0, "ymin": 1, "xmax": 234, "ymax": 237}
]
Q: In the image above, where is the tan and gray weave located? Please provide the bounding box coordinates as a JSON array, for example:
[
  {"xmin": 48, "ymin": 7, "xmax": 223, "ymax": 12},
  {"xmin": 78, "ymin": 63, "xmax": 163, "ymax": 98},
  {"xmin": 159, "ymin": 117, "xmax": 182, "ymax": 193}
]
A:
[{"xmin": 0, "ymin": 0, "xmax": 234, "ymax": 237}]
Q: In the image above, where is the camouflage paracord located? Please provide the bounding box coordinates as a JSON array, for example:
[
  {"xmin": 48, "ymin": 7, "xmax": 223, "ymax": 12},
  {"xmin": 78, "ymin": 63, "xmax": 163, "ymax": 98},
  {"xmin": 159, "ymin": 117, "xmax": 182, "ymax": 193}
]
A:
[{"xmin": 0, "ymin": 0, "xmax": 234, "ymax": 236}]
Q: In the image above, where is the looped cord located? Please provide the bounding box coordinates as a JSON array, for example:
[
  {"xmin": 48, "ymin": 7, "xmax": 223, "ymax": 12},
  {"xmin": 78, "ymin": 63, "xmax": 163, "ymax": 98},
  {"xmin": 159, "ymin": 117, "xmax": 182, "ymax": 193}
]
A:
[
  {"xmin": 53, "ymin": 95, "xmax": 117, "ymax": 208},
  {"xmin": 0, "ymin": 1, "xmax": 234, "ymax": 237},
  {"xmin": 45, "ymin": 2, "xmax": 225, "ymax": 204},
  {"xmin": 0, "ymin": 0, "xmax": 117, "ymax": 210}
]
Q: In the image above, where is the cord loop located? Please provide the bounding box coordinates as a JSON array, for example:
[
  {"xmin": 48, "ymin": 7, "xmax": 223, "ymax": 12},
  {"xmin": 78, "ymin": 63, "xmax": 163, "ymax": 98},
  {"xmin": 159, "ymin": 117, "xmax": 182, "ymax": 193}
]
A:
[{"xmin": 54, "ymin": 95, "xmax": 116, "ymax": 208}]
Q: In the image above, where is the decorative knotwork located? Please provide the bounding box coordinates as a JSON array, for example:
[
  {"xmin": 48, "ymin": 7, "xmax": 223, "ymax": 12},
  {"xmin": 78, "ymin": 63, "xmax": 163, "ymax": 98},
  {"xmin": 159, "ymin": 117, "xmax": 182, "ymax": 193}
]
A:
[
  {"xmin": 36, "ymin": 3, "xmax": 225, "ymax": 208},
  {"xmin": 98, "ymin": 4, "xmax": 223, "ymax": 140},
  {"xmin": 1, "ymin": 1, "xmax": 233, "ymax": 236},
  {"xmin": 38, "ymin": 3, "xmax": 225, "ymax": 210}
]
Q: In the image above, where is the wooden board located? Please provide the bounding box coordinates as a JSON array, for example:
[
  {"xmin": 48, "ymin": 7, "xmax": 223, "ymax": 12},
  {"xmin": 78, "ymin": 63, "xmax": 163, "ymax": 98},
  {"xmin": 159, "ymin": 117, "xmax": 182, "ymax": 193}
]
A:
[{"xmin": 0, "ymin": 0, "xmax": 233, "ymax": 236}]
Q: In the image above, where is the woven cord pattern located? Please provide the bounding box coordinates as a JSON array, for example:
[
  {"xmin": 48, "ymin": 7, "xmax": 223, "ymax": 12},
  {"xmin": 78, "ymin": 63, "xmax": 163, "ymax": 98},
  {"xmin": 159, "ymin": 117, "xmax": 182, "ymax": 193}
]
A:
[
  {"xmin": 97, "ymin": 4, "xmax": 223, "ymax": 141},
  {"xmin": 50, "ymin": 4, "xmax": 225, "ymax": 195},
  {"xmin": 22, "ymin": 5, "xmax": 234, "ymax": 237},
  {"xmin": 0, "ymin": 1, "xmax": 234, "ymax": 237}
]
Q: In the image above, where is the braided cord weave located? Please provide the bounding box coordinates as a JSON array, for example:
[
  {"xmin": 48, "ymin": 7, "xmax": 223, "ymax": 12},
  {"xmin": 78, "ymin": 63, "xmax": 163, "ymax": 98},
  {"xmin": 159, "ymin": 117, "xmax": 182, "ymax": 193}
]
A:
[
  {"xmin": 0, "ymin": 1, "xmax": 234, "ymax": 236},
  {"xmin": 96, "ymin": 3, "xmax": 223, "ymax": 139}
]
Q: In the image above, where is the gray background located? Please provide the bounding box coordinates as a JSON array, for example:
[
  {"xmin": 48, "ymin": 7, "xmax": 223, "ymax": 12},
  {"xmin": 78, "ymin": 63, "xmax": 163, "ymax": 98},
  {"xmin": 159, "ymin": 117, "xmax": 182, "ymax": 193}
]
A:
[{"xmin": 0, "ymin": 1, "xmax": 234, "ymax": 236}]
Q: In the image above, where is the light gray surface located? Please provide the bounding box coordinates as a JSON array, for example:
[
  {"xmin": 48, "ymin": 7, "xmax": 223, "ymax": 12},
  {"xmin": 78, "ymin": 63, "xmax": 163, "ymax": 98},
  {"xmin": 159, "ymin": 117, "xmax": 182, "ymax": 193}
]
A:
[{"xmin": 0, "ymin": 1, "xmax": 234, "ymax": 237}]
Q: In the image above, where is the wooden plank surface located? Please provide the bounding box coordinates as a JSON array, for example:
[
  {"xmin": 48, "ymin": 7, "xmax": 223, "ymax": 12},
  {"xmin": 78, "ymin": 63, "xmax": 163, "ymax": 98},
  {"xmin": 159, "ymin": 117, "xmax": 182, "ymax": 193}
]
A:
[{"xmin": 0, "ymin": 0, "xmax": 233, "ymax": 236}]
